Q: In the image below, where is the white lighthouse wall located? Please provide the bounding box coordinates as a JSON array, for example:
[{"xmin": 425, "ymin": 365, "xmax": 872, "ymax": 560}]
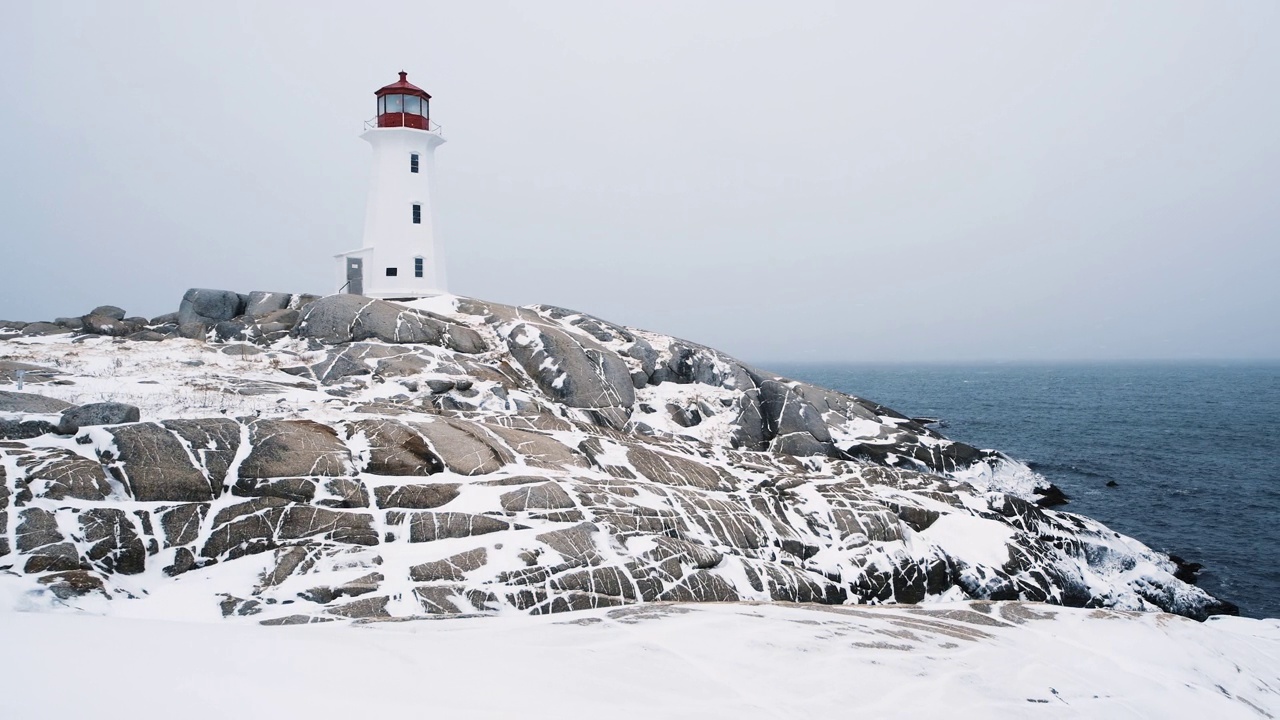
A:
[
  {"xmin": 356, "ymin": 127, "xmax": 447, "ymax": 298},
  {"xmin": 422, "ymin": 144, "xmax": 448, "ymax": 292}
]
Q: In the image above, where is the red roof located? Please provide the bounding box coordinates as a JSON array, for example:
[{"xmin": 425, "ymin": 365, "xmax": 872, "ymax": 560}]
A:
[{"xmin": 375, "ymin": 71, "xmax": 431, "ymax": 99}]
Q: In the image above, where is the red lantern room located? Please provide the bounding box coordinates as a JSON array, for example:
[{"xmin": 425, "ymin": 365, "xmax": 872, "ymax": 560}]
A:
[{"xmin": 375, "ymin": 71, "xmax": 432, "ymax": 130}]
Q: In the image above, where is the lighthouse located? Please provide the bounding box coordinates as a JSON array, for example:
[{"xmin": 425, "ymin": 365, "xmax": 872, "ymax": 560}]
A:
[{"xmin": 336, "ymin": 72, "xmax": 447, "ymax": 298}]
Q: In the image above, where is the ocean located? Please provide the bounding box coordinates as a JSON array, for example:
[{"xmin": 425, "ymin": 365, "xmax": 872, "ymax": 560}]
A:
[{"xmin": 769, "ymin": 362, "xmax": 1280, "ymax": 619}]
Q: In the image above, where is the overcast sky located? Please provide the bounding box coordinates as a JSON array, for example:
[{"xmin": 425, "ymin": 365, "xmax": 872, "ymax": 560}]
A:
[{"xmin": 1, "ymin": 1, "xmax": 1277, "ymax": 362}]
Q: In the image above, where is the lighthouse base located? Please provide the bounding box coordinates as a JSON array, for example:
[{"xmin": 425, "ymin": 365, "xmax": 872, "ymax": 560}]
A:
[{"xmin": 334, "ymin": 249, "xmax": 447, "ymax": 300}]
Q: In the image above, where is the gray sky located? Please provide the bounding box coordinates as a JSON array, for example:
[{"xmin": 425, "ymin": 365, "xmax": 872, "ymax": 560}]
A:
[{"xmin": 2, "ymin": 1, "xmax": 1277, "ymax": 362}]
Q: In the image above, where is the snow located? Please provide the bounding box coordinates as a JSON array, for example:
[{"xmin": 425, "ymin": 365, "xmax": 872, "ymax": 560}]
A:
[
  {"xmin": 5, "ymin": 300, "xmax": 1273, "ymax": 712},
  {"xmin": 0, "ymin": 588, "xmax": 1276, "ymax": 719},
  {"xmin": 952, "ymin": 456, "xmax": 1046, "ymax": 498}
]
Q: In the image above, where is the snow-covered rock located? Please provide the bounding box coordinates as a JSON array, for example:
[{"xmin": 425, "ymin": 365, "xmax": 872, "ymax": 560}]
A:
[{"xmin": 0, "ymin": 291, "xmax": 1240, "ymax": 624}]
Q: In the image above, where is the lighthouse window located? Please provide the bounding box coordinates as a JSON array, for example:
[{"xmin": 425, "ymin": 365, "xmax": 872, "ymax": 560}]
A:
[
  {"xmin": 415, "ymin": 257, "xmax": 424, "ymax": 277},
  {"xmin": 384, "ymin": 94, "xmax": 403, "ymax": 113},
  {"xmin": 422, "ymin": 99, "xmax": 429, "ymax": 117},
  {"xmin": 410, "ymin": 154, "xmax": 419, "ymax": 173},
  {"xmin": 405, "ymin": 95, "xmax": 421, "ymax": 115},
  {"xmin": 386, "ymin": 267, "xmax": 398, "ymax": 277},
  {"xmin": 412, "ymin": 204, "xmax": 422, "ymax": 224}
]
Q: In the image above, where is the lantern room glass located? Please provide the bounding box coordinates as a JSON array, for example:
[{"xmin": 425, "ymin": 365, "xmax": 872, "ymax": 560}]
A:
[
  {"xmin": 405, "ymin": 95, "xmax": 421, "ymax": 115},
  {"xmin": 384, "ymin": 94, "xmax": 403, "ymax": 113}
]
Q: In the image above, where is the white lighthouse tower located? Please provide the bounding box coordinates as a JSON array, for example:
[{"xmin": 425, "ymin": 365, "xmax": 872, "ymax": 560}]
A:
[{"xmin": 336, "ymin": 71, "xmax": 447, "ymax": 298}]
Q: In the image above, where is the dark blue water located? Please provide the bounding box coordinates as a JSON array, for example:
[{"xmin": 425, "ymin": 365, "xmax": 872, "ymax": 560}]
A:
[{"xmin": 770, "ymin": 362, "xmax": 1280, "ymax": 619}]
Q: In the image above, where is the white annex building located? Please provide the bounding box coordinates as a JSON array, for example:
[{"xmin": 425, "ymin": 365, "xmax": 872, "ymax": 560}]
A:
[{"xmin": 336, "ymin": 72, "xmax": 447, "ymax": 298}]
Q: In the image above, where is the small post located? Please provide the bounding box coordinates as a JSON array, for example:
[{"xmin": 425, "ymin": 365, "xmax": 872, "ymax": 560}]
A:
[{"xmin": 15, "ymin": 369, "xmax": 26, "ymax": 390}]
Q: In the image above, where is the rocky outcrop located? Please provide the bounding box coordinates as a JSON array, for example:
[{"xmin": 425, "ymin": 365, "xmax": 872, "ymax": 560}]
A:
[
  {"xmin": 0, "ymin": 288, "xmax": 1236, "ymax": 624},
  {"xmin": 239, "ymin": 420, "xmax": 351, "ymax": 478},
  {"xmin": 502, "ymin": 321, "xmax": 635, "ymax": 411},
  {"xmin": 293, "ymin": 294, "xmax": 485, "ymax": 352},
  {"xmin": 0, "ymin": 391, "xmax": 74, "ymax": 414},
  {"xmin": 22, "ymin": 449, "xmax": 113, "ymax": 501},
  {"xmin": 106, "ymin": 423, "xmax": 218, "ymax": 501}
]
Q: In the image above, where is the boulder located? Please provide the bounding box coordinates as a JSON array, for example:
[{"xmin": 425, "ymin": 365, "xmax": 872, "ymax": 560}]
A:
[
  {"xmin": 57, "ymin": 402, "xmax": 141, "ymax": 434},
  {"xmin": 107, "ymin": 423, "xmax": 217, "ymax": 501},
  {"xmin": 163, "ymin": 418, "xmax": 241, "ymax": 489},
  {"xmin": 232, "ymin": 477, "xmax": 316, "ymax": 503},
  {"xmin": 300, "ymin": 571, "xmax": 385, "ymax": 604},
  {"xmin": 16, "ymin": 508, "xmax": 63, "ymax": 552},
  {"xmin": 626, "ymin": 445, "xmax": 735, "ymax": 490},
  {"xmin": 80, "ymin": 508, "xmax": 147, "ymax": 575},
  {"xmin": 158, "ymin": 503, "xmax": 209, "ymax": 547},
  {"xmin": 410, "ymin": 548, "xmax": 488, "ymax": 582},
  {"xmin": 219, "ymin": 595, "xmax": 263, "ymax": 618},
  {"xmin": 536, "ymin": 523, "xmax": 604, "ymax": 567},
  {"xmin": 374, "ymin": 483, "xmax": 459, "ymax": 509},
  {"xmin": 178, "ymin": 288, "xmax": 245, "ymax": 327},
  {"xmin": 293, "ymin": 295, "xmax": 482, "ymax": 351},
  {"xmin": 408, "ymin": 512, "xmax": 513, "ymax": 542},
  {"xmin": 20, "ymin": 322, "xmax": 70, "ymax": 337},
  {"xmin": 89, "ymin": 305, "xmax": 126, "ymax": 320},
  {"xmin": 200, "ymin": 497, "xmax": 289, "ymax": 560},
  {"xmin": 308, "ymin": 343, "xmax": 406, "ymax": 385},
  {"xmin": 547, "ymin": 567, "xmax": 637, "ymax": 602},
  {"xmin": 0, "ymin": 419, "xmax": 57, "ymax": 440},
  {"xmin": 425, "ymin": 378, "xmax": 456, "ymax": 394},
  {"xmin": 277, "ymin": 506, "xmax": 378, "ymax": 545},
  {"xmin": 773, "ymin": 432, "xmax": 835, "ymax": 458},
  {"xmin": 793, "ymin": 382, "xmax": 882, "ymax": 424},
  {"xmin": 81, "ymin": 314, "xmax": 132, "ymax": 336},
  {"xmin": 291, "ymin": 293, "xmax": 322, "ymax": 310},
  {"xmin": 644, "ymin": 537, "xmax": 724, "ymax": 570},
  {"xmin": 445, "ymin": 326, "xmax": 488, "ymax": 354},
  {"xmin": 0, "ymin": 391, "xmax": 74, "ymax": 414},
  {"xmin": 625, "ymin": 338, "xmax": 658, "ymax": 378},
  {"xmin": 24, "ymin": 543, "xmax": 82, "ymax": 574},
  {"xmin": 177, "ymin": 322, "xmax": 210, "ymax": 340},
  {"xmin": 244, "ymin": 291, "xmax": 292, "ymax": 318},
  {"xmin": 22, "ymin": 448, "xmax": 112, "ymax": 501},
  {"xmin": 259, "ymin": 546, "xmax": 312, "ymax": 587},
  {"xmin": 348, "ymin": 419, "xmax": 444, "ymax": 476},
  {"xmin": 482, "ymin": 424, "xmax": 591, "ymax": 470},
  {"xmin": 503, "ymin": 322, "xmax": 635, "ymax": 409},
  {"xmin": 38, "ymin": 570, "xmax": 109, "ymax": 599},
  {"xmin": 239, "ymin": 419, "xmax": 352, "ymax": 478},
  {"xmin": 414, "ymin": 419, "xmax": 512, "ymax": 475},
  {"xmin": 500, "ymin": 482, "xmax": 575, "ymax": 512},
  {"xmin": 327, "ymin": 596, "xmax": 390, "ymax": 619},
  {"xmin": 755, "ymin": 378, "xmax": 831, "ymax": 444},
  {"xmin": 259, "ymin": 308, "xmax": 300, "ymax": 326},
  {"xmin": 728, "ymin": 390, "xmax": 767, "ymax": 450},
  {"xmin": 213, "ymin": 320, "xmax": 249, "ymax": 342},
  {"xmin": 652, "ymin": 341, "xmax": 754, "ymax": 390},
  {"xmin": 315, "ymin": 478, "xmax": 370, "ymax": 508},
  {"xmin": 149, "ymin": 312, "xmax": 180, "ymax": 326}
]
